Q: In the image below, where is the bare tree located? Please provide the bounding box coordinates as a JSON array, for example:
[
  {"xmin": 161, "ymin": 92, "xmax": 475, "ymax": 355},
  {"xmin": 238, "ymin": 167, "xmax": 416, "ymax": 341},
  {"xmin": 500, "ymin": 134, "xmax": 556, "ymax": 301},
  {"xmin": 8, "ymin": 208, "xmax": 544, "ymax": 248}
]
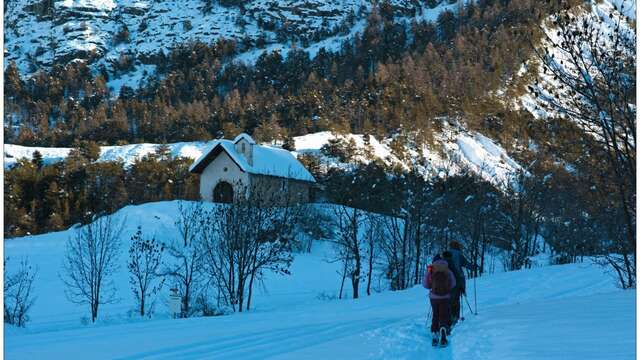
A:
[
  {"xmin": 163, "ymin": 241, "xmax": 204, "ymax": 317},
  {"xmin": 161, "ymin": 202, "xmax": 206, "ymax": 318},
  {"xmin": 128, "ymin": 227, "xmax": 165, "ymax": 317},
  {"xmin": 380, "ymin": 212, "xmax": 410, "ymax": 291},
  {"xmin": 175, "ymin": 201, "xmax": 204, "ymax": 247},
  {"xmin": 532, "ymin": 2, "xmax": 635, "ymax": 286},
  {"xmin": 199, "ymin": 184, "xmax": 300, "ymax": 312},
  {"xmin": 4, "ymin": 258, "xmax": 37, "ymax": 327},
  {"xmin": 363, "ymin": 212, "xmax": 383, "ymax": 296},
  {"xmin": 495, "ymin": 171, "xmax": 540, "ymax": 271},
  {"xmin": 297, "ymin": 206, "xmax": 332, "ymax": 253},
  {"xmin": 62, "ymin": 215, "xmax": 124, "ymax": 323},
  {"xmin": 160, "ymin": 202, "xmax": 206, "ymax": 317},
  {"xmin": 330, "ymin": 205, "xmax": 364, "ymax": 299}
]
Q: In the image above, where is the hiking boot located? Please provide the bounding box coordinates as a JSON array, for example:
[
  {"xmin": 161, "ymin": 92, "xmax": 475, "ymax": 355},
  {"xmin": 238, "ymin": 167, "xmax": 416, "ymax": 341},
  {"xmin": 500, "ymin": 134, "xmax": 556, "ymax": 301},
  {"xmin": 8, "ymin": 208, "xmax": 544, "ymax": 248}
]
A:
[
  {"xmin": 431, "ymin": 332, "xmax": 439, "ymax": 347},
  {"xmin": 439, "ymin": 327, "xmax": 448, "ymax": 347}
]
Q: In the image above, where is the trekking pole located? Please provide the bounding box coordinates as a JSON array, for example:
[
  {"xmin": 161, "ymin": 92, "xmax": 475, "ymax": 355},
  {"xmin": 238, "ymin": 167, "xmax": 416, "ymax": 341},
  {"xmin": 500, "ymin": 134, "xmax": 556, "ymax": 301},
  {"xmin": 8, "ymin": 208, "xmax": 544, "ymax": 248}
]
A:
[
  {"xmin": 464, "ymin": 294, "xmax": 475, "ymax": 315},
  {"xmin": 473, "ymin": 271, "xmax": 478, "ymax": 315}
]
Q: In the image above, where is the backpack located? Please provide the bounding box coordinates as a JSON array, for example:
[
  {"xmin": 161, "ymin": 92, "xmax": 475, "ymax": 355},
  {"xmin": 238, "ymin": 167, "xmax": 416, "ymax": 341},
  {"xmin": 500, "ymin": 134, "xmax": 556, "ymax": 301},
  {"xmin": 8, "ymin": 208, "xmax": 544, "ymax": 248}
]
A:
[
  {"xmin": 443, "ymin": 251, "xmax": 461, "ymax": 278},
  {"xmin": 432, "ymin": 268, "xmax": 451, "ymax": 296}
]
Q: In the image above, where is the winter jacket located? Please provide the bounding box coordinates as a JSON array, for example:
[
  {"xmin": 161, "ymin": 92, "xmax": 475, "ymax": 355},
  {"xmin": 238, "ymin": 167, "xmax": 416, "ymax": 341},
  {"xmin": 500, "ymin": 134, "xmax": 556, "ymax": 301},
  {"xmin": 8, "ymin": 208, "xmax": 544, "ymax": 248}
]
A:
[
  {"xmin": 423, "ymin": 259, "xmax": 457, "ymax": 300},
  {"xmin": 445, "ymin": 249, "xmax": 473, "ymax": 291}
]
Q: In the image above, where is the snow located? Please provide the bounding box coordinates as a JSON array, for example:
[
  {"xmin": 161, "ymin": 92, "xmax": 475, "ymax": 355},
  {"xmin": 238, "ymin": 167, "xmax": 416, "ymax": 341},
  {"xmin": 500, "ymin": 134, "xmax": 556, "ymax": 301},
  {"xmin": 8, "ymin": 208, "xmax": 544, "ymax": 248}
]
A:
[
  {"xmin": 452, "ymin": 133, "xmax": 522, "ymax": 184},
  {"xmin": 5, "ymin": 129, "xmax": 522, "ymax": 186},
  {"xmin": 189, "ymin": 137, "xmax": 316, "ymax": 182},
  {"xmin": 58, "ymin": 0, "xmax": 117, "ymax": 12},
  {"xmin": 413, "ymin": 0, "xmax": 467, "ymax": 22},
  {"xmin": 4, "ymin": 141, "xmax": 213, "ymax": 168},
  {"xmin": 291, "ymin": 129, "xmax": 524, "ymax": 186},
  {"xmin": 4, "ymin": 145, "xmax": 72, "ymax": 167},
  {"xmin": 3, "ymin": 201, "xmax": 349, "ymax": 332},
  {"xmin": 250, "ymin": 145, "xmax": 316, "ymax": 182},
  {"xmin": 518, "ymin": 0, "xmax": 635, "ymax": 121},
  {"xmin": 293, "ymin": 131, "xmax": 394, "ymax": 163},
  {"xmin": 609, "ymin": 0, "xmax": 636, "ymax": 18},
  {"xmin": 292, "ymin": 131, "xmax": 336, "ymax": 153},
  {"xmin": 5, "ymin": 0, "xmax": 462, "ymax": 93},
  {"xmin": 4, "ymin": 201, "xmax": 635, "ymax": 358},
  {"xmin": 234, "ymin": 17, "xmax": 370, "ymax": 66}
]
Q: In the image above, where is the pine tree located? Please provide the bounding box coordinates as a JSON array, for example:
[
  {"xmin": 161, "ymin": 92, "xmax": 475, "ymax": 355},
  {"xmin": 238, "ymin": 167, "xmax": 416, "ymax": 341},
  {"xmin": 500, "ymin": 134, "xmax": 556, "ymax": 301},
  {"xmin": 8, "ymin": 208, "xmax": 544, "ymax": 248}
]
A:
[
  {"xmin": 31, "ymin": 151, "xmax": 44, "ymax": 170},
  {"xmin": 282, "ymin": 135, "xmax": 296, "ymax": 151},
  {"xmin": 155, "ymin": 143, "xmax": 171, "ymax": 162},
  {"xmin": 46, "ymin": 212, "xmax": 65, "ymax": 231}
]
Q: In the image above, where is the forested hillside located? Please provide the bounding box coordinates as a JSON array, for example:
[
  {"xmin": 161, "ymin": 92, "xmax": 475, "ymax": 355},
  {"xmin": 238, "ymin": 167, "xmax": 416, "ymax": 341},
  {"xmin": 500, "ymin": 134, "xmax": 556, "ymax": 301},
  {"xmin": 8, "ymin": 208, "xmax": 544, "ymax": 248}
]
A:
[{"xmin": 6, "ymin": 0, "xmax": 568, "ymax": 147}]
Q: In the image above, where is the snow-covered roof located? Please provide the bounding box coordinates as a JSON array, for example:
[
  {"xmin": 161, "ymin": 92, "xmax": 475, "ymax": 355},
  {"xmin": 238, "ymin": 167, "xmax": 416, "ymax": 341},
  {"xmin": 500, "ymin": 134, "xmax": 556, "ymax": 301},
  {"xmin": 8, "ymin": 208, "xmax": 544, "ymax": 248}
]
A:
[
  {"xmin": 189, "ymin": 137, "xmax": 316, "ymax": 183},
  {"xmin": 233, "ymin": 133, "xmax": 256, "ymax": 145}
]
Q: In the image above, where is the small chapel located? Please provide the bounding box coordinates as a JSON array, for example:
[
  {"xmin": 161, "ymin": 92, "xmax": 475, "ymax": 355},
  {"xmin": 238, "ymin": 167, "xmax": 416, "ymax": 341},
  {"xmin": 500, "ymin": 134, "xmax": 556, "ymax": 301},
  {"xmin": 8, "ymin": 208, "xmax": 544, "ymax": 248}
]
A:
[{"xmin": 189, "ymin": 133, "xmax": 316, "ymax": 204}]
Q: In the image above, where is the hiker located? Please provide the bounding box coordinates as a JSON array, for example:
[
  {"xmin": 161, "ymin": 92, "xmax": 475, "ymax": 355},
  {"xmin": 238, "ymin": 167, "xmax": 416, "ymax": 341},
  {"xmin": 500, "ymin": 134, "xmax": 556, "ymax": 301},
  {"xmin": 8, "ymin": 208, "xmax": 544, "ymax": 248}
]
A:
[
  {"xmin": 423, "ymin": 254, "xmax": 456, "ymax": 347},
  {"xmin": 442, "ymin": 241, "xmax": 476, "ymax": 326}
]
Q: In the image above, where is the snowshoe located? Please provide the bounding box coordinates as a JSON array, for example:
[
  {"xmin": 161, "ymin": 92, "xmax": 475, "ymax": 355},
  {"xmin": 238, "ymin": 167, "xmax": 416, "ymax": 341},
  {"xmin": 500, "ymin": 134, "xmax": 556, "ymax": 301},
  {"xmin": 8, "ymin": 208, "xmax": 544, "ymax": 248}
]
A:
[
  {"xmin": 431, "ymin": 333, "xmax": 439, "ymax": 347},
  {"xmin": 439, "ymin": 327, "xmax": 448, "ymax": 347}
]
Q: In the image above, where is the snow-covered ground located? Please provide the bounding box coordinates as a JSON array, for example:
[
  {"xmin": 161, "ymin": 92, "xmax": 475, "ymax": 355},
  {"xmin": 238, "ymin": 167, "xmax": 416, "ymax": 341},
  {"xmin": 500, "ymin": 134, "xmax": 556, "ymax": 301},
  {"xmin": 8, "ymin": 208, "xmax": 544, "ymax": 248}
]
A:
[
  {"xmin": 4, "ymin": 129, "xmax": 521, "ymax": 185},
  {"xmin": 4, "ymin": 201, "xmax": 636, "ymax": 359}
]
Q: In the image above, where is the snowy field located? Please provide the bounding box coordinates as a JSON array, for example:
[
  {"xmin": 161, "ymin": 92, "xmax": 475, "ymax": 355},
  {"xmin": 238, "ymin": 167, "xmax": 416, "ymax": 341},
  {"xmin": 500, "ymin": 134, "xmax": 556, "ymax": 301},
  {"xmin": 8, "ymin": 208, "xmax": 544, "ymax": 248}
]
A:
[{"xmin": 4, "ymin": 201, "xmax": 636, "ymax": 359}]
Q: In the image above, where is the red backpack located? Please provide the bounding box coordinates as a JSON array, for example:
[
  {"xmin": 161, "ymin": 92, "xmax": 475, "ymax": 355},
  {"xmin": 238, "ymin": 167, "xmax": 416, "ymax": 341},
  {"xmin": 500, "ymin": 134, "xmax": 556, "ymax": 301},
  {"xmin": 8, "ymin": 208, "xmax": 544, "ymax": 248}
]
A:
[{"xmin": 431, "ymin": 265, "xmax": 451, "ymax": 296}]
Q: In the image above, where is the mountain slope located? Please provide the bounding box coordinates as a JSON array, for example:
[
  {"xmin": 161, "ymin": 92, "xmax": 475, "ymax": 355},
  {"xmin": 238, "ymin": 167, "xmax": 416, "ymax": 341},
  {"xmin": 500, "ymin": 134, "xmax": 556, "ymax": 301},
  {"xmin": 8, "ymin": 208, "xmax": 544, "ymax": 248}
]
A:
[{"xmin": 4, "ymin": 0, "xmax": 463, "ymax": 92}]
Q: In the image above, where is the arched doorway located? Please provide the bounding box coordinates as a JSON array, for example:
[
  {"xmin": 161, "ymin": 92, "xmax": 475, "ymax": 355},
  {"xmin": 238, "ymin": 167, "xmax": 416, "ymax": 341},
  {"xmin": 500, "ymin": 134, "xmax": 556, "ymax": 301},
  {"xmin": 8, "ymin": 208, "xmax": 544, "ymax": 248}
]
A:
[{"xmin": 213, "ymin": 181, "xmax": 234, "ymax": 203}]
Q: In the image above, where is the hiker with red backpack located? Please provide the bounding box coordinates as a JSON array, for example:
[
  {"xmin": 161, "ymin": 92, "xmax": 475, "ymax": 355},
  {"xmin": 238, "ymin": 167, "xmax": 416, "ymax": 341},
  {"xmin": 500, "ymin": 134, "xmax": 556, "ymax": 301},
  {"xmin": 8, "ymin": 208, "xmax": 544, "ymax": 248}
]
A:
[{"xmin": 423, "ymin": 254, "xmax": 456, "ymax": 347}]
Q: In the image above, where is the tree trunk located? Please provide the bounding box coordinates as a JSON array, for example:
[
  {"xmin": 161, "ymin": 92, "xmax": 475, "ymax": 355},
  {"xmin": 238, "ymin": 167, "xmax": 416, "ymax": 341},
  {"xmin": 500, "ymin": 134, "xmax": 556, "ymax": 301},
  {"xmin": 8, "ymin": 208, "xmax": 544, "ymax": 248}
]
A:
[
  {"xmin": 183, "ymin": 282, "xmax": 190, "ymax": 317},
  {"xmin": 401, "ymin": 216, "xmax": 408, "ymax": 289},
  {"xmin": 229, "ymin": 256, "xmax": 235, "ymax": 311},
  {"xmin": 623, "ymin": 253, "xmax": 634, "ymax": 289},
  {"xmin": 92, "ymin": 303, "xmax": 98, "ymax": 323},
  {"xmin": 413, "ymin": 220, "xmax": 422, "ymax": 286},
  {"xmin": 237, "ymin": 260, "xmax": 244, "ymax": 313},
  {"xmin": 246, "ymin": 269, "xmax": 256, "ymax": 311},
  {"xmin": 353, "ymin": 251, "xmax": 361, "ymax": 299},
  {"xmin": 367, "ymin": 237, "xmax": 374, "ymax": 296},
  {"xmin": 480, "ymin": 225, "xmax": 486, "ymax": 276},
  {"xmin": 338, "ymin": 259, "xmax": 347, "ymax": 299},
  {"xmin": 351, "ymin": 208, "xmax": 360, "ymax": 299},
  {"xmin": 92, "ymin": 284, "xmax": 100, "ymax": 322}
]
